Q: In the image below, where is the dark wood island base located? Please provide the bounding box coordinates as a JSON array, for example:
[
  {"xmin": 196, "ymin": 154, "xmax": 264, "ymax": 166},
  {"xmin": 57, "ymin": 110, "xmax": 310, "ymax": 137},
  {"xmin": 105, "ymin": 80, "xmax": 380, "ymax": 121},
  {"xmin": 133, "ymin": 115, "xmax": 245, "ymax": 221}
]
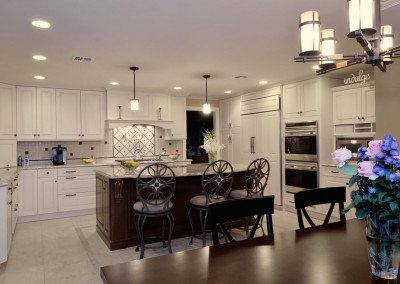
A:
[{"xmin": 95, "ymin": 165, "xmax": 246, "ymax": 250}]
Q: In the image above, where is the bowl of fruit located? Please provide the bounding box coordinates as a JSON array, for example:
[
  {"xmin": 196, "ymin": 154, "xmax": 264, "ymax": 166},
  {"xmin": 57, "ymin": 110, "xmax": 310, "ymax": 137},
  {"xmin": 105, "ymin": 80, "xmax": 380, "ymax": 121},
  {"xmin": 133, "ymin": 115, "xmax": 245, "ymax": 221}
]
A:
[
  {"xmin": 121, "ymin": 160, "xmax": 139, "ymax": 169},
  {"xmin": 168, "ymin": 153, "xmax": 180, "ymax": 160}
]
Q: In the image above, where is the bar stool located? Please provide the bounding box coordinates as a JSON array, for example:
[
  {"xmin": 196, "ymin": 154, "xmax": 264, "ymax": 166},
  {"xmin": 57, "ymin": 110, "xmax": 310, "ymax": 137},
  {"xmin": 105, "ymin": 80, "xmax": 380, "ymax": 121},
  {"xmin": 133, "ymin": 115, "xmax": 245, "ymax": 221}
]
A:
[
  {"xmin": 188, "ymin": 160, "xmax": 234, "ymax": 247},
  {"xmin": 230, "ymin": 158, "xmax": 270, "ymax": 199},
  {"xmin": 133, "ymin": 163, "xmax": 176, "ymax": 259}
]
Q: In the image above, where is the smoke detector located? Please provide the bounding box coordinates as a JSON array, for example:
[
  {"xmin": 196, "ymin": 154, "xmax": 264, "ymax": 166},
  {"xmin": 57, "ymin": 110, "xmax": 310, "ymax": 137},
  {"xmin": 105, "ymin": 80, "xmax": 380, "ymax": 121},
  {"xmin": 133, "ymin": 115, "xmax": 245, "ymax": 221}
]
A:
[{"xmin": 72, "ymin": 56, "xmax": 93, "ymax": 63}]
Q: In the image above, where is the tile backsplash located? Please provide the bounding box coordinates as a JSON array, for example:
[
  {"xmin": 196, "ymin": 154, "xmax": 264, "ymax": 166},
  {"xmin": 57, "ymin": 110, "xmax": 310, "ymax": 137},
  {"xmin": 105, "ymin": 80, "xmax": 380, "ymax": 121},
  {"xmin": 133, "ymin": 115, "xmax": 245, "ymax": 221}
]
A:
[{"xmin": 17, "ymin": 125, "xmax": 184, "ymax": 161}]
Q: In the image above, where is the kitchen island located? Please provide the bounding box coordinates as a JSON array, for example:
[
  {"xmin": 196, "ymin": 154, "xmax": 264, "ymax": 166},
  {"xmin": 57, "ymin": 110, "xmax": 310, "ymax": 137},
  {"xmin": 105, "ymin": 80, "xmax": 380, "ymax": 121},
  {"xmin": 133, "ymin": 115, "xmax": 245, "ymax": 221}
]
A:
[{"xmin": 95, "ymin": 163, "xmax": 247, "ymax": 250}]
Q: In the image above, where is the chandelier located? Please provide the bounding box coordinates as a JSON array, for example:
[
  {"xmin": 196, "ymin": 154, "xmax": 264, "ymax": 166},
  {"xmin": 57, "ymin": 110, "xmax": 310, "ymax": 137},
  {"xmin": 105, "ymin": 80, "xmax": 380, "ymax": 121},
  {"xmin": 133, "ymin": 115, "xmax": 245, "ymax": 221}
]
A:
[{"xmin": 294, "ymin": 0, "xmax": 400, "ymax": 74}]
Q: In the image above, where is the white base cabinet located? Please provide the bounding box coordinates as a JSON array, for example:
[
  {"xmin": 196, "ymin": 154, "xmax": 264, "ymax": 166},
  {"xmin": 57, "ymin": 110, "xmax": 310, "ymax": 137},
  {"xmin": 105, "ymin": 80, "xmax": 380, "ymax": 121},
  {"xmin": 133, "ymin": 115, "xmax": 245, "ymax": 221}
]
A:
[
  {"xmin": 19, "ymin": 170, "xmax": 38, "ymax": 217},
  {"xmin": 38, "ymin": 176, "xmax": 58, "ymax": 214}
]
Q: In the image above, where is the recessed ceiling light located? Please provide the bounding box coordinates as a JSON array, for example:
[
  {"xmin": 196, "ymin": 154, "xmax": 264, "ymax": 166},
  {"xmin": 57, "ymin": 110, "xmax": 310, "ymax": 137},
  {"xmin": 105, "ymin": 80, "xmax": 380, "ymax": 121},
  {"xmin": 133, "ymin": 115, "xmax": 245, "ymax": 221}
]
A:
[
  {"xmin": 173, "ymin": 86, "xmax": 182, "ymax": 90},
  {"xmin": 34, "ymin": 75, "xmax": 45, "ymax": 80},
  {"xmin": 109, "ymin": 81, "xmax": 119, "ymax": 86},
  {"xmin": 31, "ymin": 19, "xmax": 51, "ymax": 29},
  {"xmin": 258, "ymin": 80, "xmax": 268, "ymax": 85},
  {"xmin": 224, "ymin": 90, "xmax": 232, "ymax": 94},
  {"xmin": 32, "ymin": 55, "xmax": 47, "ymax": 61},
  {"xmin": 312, "ymin": 65, "xmax": 321, "ymax": 70}
]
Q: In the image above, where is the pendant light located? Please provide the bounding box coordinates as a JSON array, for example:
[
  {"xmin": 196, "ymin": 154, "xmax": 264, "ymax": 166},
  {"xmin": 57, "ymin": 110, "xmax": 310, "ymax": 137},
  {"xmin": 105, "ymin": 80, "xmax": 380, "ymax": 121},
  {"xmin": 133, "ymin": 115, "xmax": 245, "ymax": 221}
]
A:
[
  {"xmin": 202, "ymin": 74, "xmax": 211, "ymax": 115},
  {"xmin": 381, "ymin": 25, "xmax": 394, "ymax": 51},
  {"xmin": 130, "ymin": 66, "xmax": 139, "ymax": 111},
  {"xmin": 320, "ymin": 29, "xmax": 336, "ymax": 66},
  {"xmin": 348, "ymin": 0, "xmax": 378, "ymax": 38},
  {"xmin": 299, "ymin": 11, "xmax": 321, "ymax": 56}
]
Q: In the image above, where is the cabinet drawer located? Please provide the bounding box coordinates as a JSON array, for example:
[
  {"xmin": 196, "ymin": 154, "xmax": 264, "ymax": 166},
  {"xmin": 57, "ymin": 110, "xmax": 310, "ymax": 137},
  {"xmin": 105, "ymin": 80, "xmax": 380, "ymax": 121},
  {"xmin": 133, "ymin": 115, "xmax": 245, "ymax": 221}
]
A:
[
  {"xmin": 58, "ymin": 192, "xmax": 95, "ymax": 212},
  {"xmin": 57, "ymin": 175, "xmax": 95, "ymax": 194},
  {"xmin": 57, "ymin": 167, "xmax": 95, "ymax": 177},
  {"xmin": 38, "ymin": 168, "xmax": 57, "ymax": 178}
]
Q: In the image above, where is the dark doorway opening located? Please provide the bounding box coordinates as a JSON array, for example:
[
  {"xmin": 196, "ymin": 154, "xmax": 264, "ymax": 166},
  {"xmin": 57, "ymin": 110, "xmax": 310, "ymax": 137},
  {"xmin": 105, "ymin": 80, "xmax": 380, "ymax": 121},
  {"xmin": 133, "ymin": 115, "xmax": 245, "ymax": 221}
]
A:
[{"xmin": 186, "ymin": 111, "xmax": 214, "ymax": 164}]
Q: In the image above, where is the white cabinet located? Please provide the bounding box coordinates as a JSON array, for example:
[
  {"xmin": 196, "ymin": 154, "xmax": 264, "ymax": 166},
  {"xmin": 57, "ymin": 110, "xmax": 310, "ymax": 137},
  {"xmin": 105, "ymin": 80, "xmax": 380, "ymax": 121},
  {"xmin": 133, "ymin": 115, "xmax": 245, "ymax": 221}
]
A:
[
  {"xmin": 18, "ymin": 170, "xmax": 38, "ymax": 217},
  {"xmin": 165, "ymin": 96, "xmax": 186, "ymax": 140},
  {"xmin": 0, "ymin": 83, "xmax": 17, "ymax": 140},
  {"xmin": 220, "ymin": 97, "xmax": 241, "ymax": 163},
  {"xmin": 333, "ymin": 85, "xmax": 375, "ymax": 125},
  {"xmin": 56, "ymin": 89, "xmax": 82, "ymax": 140},
  {"xmin": 56, "ymin": 89, "xmax": 105, "ymax": 140},
  {"xmin": 283, "ymin": 79, "xmax": 320, "ymax": 119},
  {"xmin": 80, "ymin": 91, "xmax": 105, "ymax": 140},
  {"xmin": 38, "ymin": 176, "xmax": 58, "ymax": 214},
  {"xmin": 17, "ymin": 87, "xmax": 57, "ymax": 140},
  {"xmin": 151, "ymin": 94, "xmax": 171, "ymax": 121},
  {"xmin": 0, "ymin": 140, "xmax": 17, "ymax": 168},
  {"xmin": 220, "ymin": 96, "xmax": 241, "ymax": 130}
]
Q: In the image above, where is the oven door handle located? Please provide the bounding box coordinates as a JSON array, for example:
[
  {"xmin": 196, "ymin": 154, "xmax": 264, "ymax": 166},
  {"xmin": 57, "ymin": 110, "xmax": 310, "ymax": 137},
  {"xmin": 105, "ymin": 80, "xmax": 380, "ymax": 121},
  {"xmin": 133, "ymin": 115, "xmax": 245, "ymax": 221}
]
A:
[{"xmin": 285, "ymin": 165, "xmax": 317, "ymax": 171}]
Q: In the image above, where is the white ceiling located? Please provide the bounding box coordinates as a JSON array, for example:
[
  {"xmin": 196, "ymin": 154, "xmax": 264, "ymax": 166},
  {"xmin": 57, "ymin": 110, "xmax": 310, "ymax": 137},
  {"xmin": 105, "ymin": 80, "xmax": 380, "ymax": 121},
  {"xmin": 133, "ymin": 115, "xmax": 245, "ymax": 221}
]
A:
[{"xmin": 0, "ymin": 0, "xmax": 399, "ymax": 99}]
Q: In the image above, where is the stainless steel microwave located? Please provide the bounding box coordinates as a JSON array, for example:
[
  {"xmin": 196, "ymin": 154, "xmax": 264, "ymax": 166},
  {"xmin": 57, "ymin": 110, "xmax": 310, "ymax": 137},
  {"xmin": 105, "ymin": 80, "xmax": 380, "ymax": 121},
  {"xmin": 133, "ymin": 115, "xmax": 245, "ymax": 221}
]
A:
[{"xmin": 335, "ymin": 136, "xmax": 373, "ymax": 158}]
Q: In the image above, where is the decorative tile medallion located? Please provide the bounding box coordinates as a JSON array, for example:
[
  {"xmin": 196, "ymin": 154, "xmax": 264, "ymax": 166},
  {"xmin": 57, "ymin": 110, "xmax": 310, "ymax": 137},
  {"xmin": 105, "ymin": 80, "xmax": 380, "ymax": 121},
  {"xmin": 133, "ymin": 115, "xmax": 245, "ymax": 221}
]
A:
[{"xmin": 113, "ymin": 125, "xmax": 155, "ymax": 157}]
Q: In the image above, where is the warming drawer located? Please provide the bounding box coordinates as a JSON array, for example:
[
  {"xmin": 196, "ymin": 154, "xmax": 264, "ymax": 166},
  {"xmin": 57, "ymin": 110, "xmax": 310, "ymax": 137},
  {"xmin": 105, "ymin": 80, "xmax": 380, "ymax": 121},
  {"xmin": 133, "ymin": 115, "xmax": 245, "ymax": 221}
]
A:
[
  {"xmin": 58, "ymin": 192, "xmax": 95, "ymax": 212},
  {"xmin": 57, "ymin": 175, "xmax": 95, "ymax": 194}
]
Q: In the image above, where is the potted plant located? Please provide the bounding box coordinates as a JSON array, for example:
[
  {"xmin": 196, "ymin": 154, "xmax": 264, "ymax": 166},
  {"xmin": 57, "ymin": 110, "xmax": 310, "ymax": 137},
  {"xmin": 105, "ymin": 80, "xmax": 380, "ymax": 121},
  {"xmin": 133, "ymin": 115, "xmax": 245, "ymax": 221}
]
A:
[
  {"xmin": 332, "ymin": 135, "xmax": 400, "ymax": 279},
  {"xmin": 200, "ymin": 130, "xmax": 224, "ymax": 163}
]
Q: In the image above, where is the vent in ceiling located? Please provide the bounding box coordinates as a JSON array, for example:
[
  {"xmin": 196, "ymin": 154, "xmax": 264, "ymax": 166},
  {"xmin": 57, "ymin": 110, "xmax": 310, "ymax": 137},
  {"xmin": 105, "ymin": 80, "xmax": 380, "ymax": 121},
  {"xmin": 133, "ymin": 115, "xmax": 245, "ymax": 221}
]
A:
[
  {"xmin": 381, "ymin": 0, "xmax": 400, "ymax": 10},
  {"xmin": 72, "ymin": 56, "xmax": 93, "ymax": 63},
  {"xmin": 234, "ymin": 75, "xmax": 248, "ymax": 79}
]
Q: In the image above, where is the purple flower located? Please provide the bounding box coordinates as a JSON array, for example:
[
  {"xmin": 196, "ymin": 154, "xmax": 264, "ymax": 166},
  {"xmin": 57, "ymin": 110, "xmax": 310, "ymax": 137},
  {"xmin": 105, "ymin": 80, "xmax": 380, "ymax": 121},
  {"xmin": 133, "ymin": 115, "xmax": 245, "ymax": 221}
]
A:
[
  {"xmin": 381, "ymin": 135, "xmax": 399, "ymax": 151},
  {"xmin": 397, "ymin": 160, "xmax": 400, "ymax": 168},
  {"xmin": 368, "ymin": 186, "xmax": 377, "ymax": 194},
  {"xmin": 385, "ymin": 156, "xmax": 396, "ymax": 165},
  {"xmin": 358, "ymin": 146, "xmax": 368, "ymax": 153},
  {"xmin": 390, "ymin": 150, "xmax": 400, "ymax": 157},
  {"xmin": 373, "ymin": 165, "xmax": 386, "ymax": 177},
  {"xmin": 376, "ymin": 152, "xmax": 386, "ymax": 159},
  {"xmin": 388, "ymin": 173, "xmax": 399, "ymax": 182}
]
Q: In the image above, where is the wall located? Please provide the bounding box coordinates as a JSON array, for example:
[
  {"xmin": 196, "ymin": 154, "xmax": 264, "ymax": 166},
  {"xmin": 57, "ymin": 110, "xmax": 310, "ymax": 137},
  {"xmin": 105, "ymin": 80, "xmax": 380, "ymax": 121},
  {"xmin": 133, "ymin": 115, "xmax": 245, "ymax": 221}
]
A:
[{"xmin": 375, "ymin": 63, "xmax": 400, "ymax": 139}]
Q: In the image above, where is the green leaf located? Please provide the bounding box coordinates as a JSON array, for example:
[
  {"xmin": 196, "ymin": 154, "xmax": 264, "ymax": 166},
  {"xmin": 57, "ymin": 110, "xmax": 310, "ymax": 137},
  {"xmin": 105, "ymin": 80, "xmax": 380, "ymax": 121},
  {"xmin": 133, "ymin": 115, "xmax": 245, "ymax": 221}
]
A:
[
  {"xmin": 390, "ymin": 202, "xmax": 399, "ymax": 212},
  {"xmin": 342, "ymin": 202, "xmax": 355, "ymax": 214},
  {"xmin": 353, "ymin": 194, "xmax": 363, "ymax": 206},
  {"xmin": 355, "ymin": 208, "xmax": 369, "ymax": 220},
  {"xmin": 348, "ymin": 175, "xmax": 360, "ymax": 187}
]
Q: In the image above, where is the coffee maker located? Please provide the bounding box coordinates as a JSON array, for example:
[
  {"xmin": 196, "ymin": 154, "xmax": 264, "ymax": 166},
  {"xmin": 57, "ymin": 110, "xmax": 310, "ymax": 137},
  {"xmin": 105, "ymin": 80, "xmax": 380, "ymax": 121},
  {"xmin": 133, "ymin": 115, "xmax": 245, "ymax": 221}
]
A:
[{"xmin": 51, "ymin": 146, "xmax": 67, "ymax": 165}]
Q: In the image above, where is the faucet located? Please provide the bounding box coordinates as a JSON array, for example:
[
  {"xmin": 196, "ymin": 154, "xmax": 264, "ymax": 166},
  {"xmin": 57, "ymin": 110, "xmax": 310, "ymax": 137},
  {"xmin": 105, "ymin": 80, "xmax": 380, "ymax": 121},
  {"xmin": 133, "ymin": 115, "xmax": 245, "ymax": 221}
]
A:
[{"xmin": 134, "ymin": 149, "xmax": 142, "ymax": 160}]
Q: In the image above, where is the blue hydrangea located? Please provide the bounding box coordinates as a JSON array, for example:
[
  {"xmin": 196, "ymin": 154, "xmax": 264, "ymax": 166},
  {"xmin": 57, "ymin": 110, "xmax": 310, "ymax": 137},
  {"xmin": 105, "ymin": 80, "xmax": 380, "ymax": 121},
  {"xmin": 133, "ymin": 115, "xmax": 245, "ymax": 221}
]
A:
[
  {"xmin": 385, "ymin": 156, "xmax": 396, "ymax": 165},
  {"xmin": 388, "ymin": 173, "xmax": 398, "ymax": 182},
  {"xmin": 397, "ymin": 160, "xmax": 400, "ymax": 168},
  {"xmin": 373, "ymin": 165, "xmax": 386, "ymax": 177},
  {"xmin": 390, "ymin": 150, "xmax": 400, "ymax": 157},
  {"xmin": 381, "ymin": 135, "xmax": 399, "ymax": 151},
  {"xmin": 358, "ymin": 146, "xmax": 368, "ymax": 153},
  {"xmin": 368, "ymin": 186, "xmax": 377, "ymax": 194},
  {"xmin": 376, "ymin": 152, "xmax": 386, "ymax": 159}
]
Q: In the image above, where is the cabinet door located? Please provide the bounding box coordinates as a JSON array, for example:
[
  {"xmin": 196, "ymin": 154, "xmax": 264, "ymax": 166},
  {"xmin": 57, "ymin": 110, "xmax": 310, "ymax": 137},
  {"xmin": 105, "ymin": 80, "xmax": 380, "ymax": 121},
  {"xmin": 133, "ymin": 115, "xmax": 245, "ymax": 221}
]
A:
[
  {"xmin": 151, "ymin": 94, "xmax": 170, "ymax": 121},
  {"xmin": 230, "ymin": 127, "xmax": 242, "ymax": 164},
  {"xmin": 229, "ymin": 97, "xmax": 241, "ymax": 129},
  {"xmin": 282, "ymin": 83, "xmax": 301, "ymax": 119},
  {"xmin": 219, "ymin": 100, "xmax": 230, "ymax": 129},
  {"xmin": 0, "ymin": 83, "xmax": 16, "ymax": 140},
  {"xmin": 0, "ymin": 140, "xmax": 17, "ymax": 168},
  {"xmin": 362, "ymin": 86, "xmax": 375, "ymax": 123},
  {"xmin": 17, "ymin": 86, "xmax": 37, "ymax": 140},
  {"xmin": 169, "ymin": 96, "xmax": 186, "ymax": 139},
  {"xmin": 81, "ymin": 91, "xmax": 105, "ymax": 140},
  {"xmin": 333, "ymin": 88, "xmax": 362, "ymax": 124},
  {"xmin": 220, "ymin": 129, "xmax": 230, "ymax": 161},
  {"xmin": 301, "ymin": 79, "xmax": 320, "ymax": 117},
  {"xmin": 56, "ymin": 89, "xmax": 81, "ymax": 140},
  {"xmin": 19, "ymin": 170, "xmax": 38, "ymax": 216},
  {"xmin": 38, "ymin": 177, "xmax": 58, "ymax": 214},
  {"xmin": 37, "ymin": 88, "xmax": 57, "ymax": 140}
]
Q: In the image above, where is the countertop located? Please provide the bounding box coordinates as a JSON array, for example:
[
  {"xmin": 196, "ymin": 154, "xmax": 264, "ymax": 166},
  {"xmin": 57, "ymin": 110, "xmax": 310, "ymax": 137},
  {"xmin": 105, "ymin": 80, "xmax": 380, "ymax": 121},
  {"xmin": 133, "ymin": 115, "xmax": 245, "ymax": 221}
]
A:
[
  {"xmin": 0, "ymin": 167, "xmax": 18, "ymax": 187},
  {"xmin": 96, "ymin": 163, "xmax": 248, "ymax": 179}
]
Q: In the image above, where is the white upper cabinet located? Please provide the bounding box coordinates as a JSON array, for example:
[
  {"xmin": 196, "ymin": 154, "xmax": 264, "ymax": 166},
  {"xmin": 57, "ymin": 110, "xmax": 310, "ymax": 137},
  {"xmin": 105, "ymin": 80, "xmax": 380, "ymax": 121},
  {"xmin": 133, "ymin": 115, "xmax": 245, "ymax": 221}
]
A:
[
  {"xmin": 151, "ymin": 94, "xmax": 171, "ymax": 121},
  {"xmin": 0, "ymin": 84, "xmax": 17, "ymax": 140},
  {"xmin": 56, "ymin": 89, "xmax": 82, "ymax": 140},
  {"xmin": 220, "ymin": 97, "xmax": 241, "ymax": 164},
  {"xmin": 220, "ymin": 101, "xmax": 230, "ymax": 129},
  {"xmin": 107, "ymin": 90, "xmax": 150, "ymax": 120},
  {"xmin": 80, "ymin": 91, "xmax": 105, "ymax": 140},
  {"xmin": 36, "ymin": 88, "xmax": 57, "ymax": 140},
  {"xmin": 17, "ymin": 87, "xmax": 37, "ymax": 140},
  {"xmin": 333, "ymin": 85, "xmax": 375, "ymax": 125},
  {"xmin": 220, "ymin": 96, "xmax": 241, "ymax": 130},
  {"xmin": 0, "ymin": 140, "xmax": 17, "ymax": 167},
  {"xmin": 165, "ymin": 96, "xmax": 186, "ymax": 140},
  {"xmin": 283, "ymin": 79, "xmax": 320, "ymax": 119}
]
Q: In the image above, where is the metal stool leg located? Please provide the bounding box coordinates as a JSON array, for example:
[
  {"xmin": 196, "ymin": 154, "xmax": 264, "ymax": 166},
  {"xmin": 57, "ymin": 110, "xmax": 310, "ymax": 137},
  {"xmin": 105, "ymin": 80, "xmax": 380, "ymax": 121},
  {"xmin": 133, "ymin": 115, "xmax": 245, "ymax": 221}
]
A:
[
  {"xmin": 166, "ymin": 212, "xmax": 174, "ymax": 254},
  {"xmin": 161, "ymin": 216, "xmax": 166, "ymax": 248},
  {"xmin": 200, "ymin": 209, "xmax": 208, "ymax": 247},
  {"xmin": 188, "ymin": 207, "xmax": 194, "ymax": 245},
  {"xmin": 134, "ymin": 214, "xmax": 141, "ymax": 252},
  {"xmin": 139, "ymin": 216, "xmax": 147, "ymax": 259}
]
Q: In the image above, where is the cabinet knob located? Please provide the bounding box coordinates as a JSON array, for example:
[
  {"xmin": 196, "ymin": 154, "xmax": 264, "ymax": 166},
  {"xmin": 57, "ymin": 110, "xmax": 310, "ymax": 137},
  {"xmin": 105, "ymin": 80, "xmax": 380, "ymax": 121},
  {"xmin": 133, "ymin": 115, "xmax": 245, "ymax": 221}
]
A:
[
  {"xmin": 14, "ymin": 134, "xmax": 17, "ymax": 137},
  {"xmin": 81, "ymin": 134, "xmax": 84, "ymax": 137},
  {"xmin": 362, "ymin": 117, "xmax": 365, "ymax": 120},
  {"xmin": 358, "ymin": 117, "xmax": 361, "ymax": 120},
  {"xmin": 37, "ymin": 134, "xmax": 40, "ymax": 137},
  {"xmin": 33, "ymin": 134, "xmax": 37, "ymax": 137}
]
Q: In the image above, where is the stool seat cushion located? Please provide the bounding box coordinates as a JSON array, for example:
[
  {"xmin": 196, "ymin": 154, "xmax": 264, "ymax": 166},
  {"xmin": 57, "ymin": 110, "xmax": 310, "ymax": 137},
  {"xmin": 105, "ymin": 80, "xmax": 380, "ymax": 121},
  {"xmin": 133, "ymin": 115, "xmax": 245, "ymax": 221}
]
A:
[
  {"xmin": 229, "ymin": 189, "xmax": 248, "ymax": 199},
  {"xmin": 190, "ymin": 195, "xmax": 224, "ymax": 207},
  {"xmin": 133, "ymin": 200, "xmax": 172, "ymax": 214}
]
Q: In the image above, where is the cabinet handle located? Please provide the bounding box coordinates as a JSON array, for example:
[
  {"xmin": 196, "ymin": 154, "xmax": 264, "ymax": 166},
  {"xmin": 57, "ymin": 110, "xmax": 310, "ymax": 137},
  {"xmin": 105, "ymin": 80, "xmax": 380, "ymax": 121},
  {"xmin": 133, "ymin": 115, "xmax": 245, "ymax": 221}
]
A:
[
  {"xmin": 8, "ymin": 201, "xmax": 12, "ymax": 205},
  {"xmin": 55, "ymin": 180, "xmax": 58, "ymax": 183},
  {"xmin": 37, "ymin": 134, "xmax": 40, "ymax": 137},
  {"xmin": 362, "ymin": 117, "xmax": 365, "ymax": 120},
  {"xmin": 78, "ymin": 134, "xmax": 81, "ymax": 137},
  {"xmin": 331, "ymin": 170, "xmax": 339, "ymax": 174},
  {"xmin": 8, "ymin": 187, "xmax": 11, "ymax": 191},
  {"xmin": 358, "ymin": 117, "xmax": 361, "ymax": 120},
  {"xmin": 33, "ymin": 134, "xmax": 37, "ymax": 137},
  {"xmin": 66, "ymin": 176, "xmax": 77, "ymax": 179},
  {"xmin": 288, "ymin": 201, "xmax": 295, "ymax": 204},
  {"xmin": 66, "ymin": 170, "xmax": 76, "ymax": 173},
  {"xmin": 65, "ymin": 194, "xmax": 76, "ymax": 197},
  {"xmin": 14, "ymin": 134, "xmax": 17, "ymax": 137},
  {"xmin": 81, "ymin": 134, "xmax": 85, "ymax": 137}
]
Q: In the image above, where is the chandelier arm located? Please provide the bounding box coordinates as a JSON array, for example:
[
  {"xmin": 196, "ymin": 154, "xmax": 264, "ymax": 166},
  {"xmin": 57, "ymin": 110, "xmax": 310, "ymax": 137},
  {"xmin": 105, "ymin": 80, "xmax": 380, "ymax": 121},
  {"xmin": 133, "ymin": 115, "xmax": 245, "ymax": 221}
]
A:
[
  {"xmin": 316, "ymin": 58, "xmax": 364, "ymax": 75},
  {"xmin": 294, "ymin": 54, "xmax": 366, "ymax": 63}
]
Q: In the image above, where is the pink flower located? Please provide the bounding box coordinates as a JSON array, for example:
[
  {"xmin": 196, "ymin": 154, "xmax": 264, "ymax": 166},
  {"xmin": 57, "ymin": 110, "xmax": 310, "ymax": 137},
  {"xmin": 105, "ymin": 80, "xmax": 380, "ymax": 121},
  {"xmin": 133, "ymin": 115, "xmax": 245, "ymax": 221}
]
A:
[
  {"xmin": 367, "ymin": 140, "xmax": 382, "ymax": 157},
  {"xmin": 332, "ymin": 148, "xmax": 352, "ymax": 167},
  {"xmin": 358, "ymin": 161, "xmax": 378, "ymax": 180}
]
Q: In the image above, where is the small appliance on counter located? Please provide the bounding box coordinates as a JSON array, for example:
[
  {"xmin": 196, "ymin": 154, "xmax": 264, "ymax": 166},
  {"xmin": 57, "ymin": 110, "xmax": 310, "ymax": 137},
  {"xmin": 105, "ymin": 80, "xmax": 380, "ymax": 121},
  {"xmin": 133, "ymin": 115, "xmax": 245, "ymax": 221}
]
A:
[{"xmin": 51, "ymin": 146, "xmax": 67, "ymax": 165}]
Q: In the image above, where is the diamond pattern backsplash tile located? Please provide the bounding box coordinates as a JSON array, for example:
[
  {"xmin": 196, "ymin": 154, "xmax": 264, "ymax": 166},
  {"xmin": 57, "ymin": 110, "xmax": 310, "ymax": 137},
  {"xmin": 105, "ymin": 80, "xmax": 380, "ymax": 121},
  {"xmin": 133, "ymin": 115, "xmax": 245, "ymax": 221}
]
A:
[{"xmin": 113, "ymin": 125, "xmax": 155, "ymax": 157}]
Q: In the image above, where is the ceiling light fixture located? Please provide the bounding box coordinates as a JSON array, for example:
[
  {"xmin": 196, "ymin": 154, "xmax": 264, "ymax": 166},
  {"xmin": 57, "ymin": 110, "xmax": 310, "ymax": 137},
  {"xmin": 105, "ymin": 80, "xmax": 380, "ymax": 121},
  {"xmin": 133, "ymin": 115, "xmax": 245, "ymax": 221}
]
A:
[
  {"xmin": 109, "ymin": 81, "xmax": 119, "ymax": 86},
  {"xmin": 32, "ymin": 55, "xmax": 47, "ymax": 61},
  {"xmin": 34, "ymin": 75, "xmax": 45, "ymax": 80},
  {"xmin": 130, "ymin": 67, "xmax": 139, "ymax": 111},
  {"xmin": 31, "ymin": 19, "xmax": 51, "ymax": 29},
  {"xmin": 224, "ymin": 90, "xmax": 232, "ymax": 94},
  {"xmin": 259, "ymin": 80, "xmax": 268, "ymax": 85},
  {"xmin": 202, "ymin": 74, "xmax": 211, "ymax": 115},
  {"xmin": 174, "ymin": 86, "xmax": 182, "ymax": 90},
  {"xmin": 295, "ymin": 1, "xmax": 400, "ymax": 74}
]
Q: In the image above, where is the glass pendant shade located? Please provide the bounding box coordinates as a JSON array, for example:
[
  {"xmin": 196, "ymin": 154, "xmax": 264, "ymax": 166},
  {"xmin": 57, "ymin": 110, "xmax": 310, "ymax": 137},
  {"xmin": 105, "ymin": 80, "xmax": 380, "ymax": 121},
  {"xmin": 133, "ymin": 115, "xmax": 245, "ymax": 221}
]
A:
[
  {"xmin": 299, "ymin": 11, "xmax": 321, "ymax": 56},
  {"xmin": 348, "ymin": 0, "xmax": 377, "ymax": 38},
  {"xmin": 203, "ymin": 103, "xmax": 211, "ymax": 114},
  {"xmin": 320, "ymin": 29, "xmax": 336, "ymax": 66},
  {"xmin": 130, "ymin": 99, "xmax": 139, "ymax": 111},
  {"xmin": 381, "ymin": 25, "xmax": 394, "ymax": 51}
]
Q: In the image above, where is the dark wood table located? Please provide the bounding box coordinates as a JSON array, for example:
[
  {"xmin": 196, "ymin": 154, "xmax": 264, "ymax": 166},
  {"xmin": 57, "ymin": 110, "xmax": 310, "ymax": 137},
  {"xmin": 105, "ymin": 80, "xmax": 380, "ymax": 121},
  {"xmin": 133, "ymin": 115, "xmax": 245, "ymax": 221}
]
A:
[{"xmin": 100, "ymin": 219, "xmax": 398, "ymax": 283}]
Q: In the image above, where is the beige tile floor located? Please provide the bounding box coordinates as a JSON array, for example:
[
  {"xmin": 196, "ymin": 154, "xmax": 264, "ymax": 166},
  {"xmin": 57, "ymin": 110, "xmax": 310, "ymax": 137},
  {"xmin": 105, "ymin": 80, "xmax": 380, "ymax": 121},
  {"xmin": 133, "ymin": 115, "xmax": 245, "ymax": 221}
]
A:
[{"xmin": 0, "ymin": 210, "xmax": 313, "ymax": 284}]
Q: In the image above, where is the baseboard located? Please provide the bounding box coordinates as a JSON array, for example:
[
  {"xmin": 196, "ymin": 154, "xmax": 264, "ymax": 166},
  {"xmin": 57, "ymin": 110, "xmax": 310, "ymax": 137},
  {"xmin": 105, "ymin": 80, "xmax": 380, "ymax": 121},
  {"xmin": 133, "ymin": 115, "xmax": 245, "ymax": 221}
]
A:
[{"xmin": 17, "ymin": 208, "xmax": 95, "ymax": 223}]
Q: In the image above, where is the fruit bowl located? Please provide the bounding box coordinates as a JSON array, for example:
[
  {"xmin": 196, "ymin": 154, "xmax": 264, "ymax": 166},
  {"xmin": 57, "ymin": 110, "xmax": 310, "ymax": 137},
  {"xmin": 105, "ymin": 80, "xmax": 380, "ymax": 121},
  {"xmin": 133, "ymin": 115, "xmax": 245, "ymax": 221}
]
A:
[{"xmin": 121, "ymin": 160, "xmax": 139, "ymax": 168}]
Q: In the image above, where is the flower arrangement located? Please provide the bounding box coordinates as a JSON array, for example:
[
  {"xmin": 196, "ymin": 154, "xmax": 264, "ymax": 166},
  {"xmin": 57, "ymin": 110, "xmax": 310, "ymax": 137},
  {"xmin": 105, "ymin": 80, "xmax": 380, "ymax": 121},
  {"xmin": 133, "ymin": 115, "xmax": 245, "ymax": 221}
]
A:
[{"xmin": 200, "ymin": 130, "xmax": 224, "ymax": 163}]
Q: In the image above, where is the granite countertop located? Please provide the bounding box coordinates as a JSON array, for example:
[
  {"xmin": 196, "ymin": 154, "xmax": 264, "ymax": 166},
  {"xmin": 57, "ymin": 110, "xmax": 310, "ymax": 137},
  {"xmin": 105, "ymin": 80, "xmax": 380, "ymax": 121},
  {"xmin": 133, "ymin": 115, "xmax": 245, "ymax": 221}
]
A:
[
  {"xmin": 96, "ymin": 163, "xmax": 248, "ymax": 179},
  {"xmin": 0, "ymin": 167, "xmax": 18, "ymax": 187}
]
